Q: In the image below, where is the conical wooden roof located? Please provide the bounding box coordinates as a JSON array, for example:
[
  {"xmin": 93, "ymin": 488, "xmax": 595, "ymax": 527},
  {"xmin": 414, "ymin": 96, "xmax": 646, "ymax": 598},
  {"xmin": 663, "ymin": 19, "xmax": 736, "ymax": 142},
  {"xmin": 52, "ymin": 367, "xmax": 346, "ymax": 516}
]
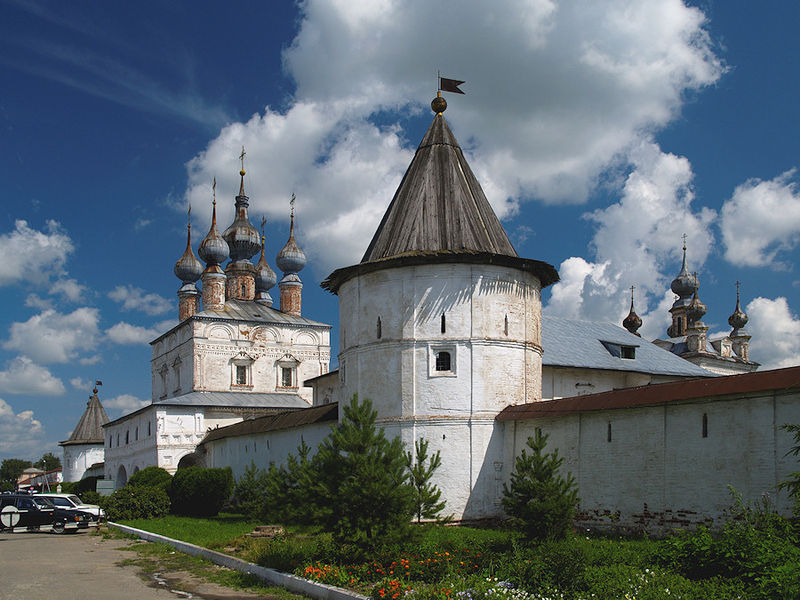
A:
[
  {"xmin": 322, "ymin": 108, "xmax": 558, "ymax": 293},
  {"xmin": 362, "ymin": 114, "xmax": 518, "ymax": 261},
  {"xmin": 60, "ymin": 391, "xmax": 109, "ymax": 446}
]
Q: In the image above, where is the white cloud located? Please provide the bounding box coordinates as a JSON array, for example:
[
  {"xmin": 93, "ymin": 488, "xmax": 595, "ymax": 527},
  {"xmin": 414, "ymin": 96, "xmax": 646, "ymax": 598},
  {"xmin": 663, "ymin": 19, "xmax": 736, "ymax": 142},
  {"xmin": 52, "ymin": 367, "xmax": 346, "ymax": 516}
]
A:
[
  {"xmin": 3, "ymin": 307, "xmax": 100, "ymax": 364},
  {"xmin": 106, "ymin": 320, "xmax": 175, "ymax": 345},
  {"xmin": 25, "ymin": 294, "xmax": 52, "ymax": 310},
  {"xmin": 69, "ymin": 377, "xmax": 93, "ymax": 391},
  {"xmin": 0, "ymin": 220, "xmax": 74, "ymax": 286},
  {"xmin": 108, "ymin": 285, "xmax": 172, "ymax": 316},
  {"xmin": 0, "ymin": 356, "xmax": 65, "ymax": 396},
  {"xmin": 103, "ymin": 393, "xmax": 149, "ymax": 417},
  {"xmin": 544, "ymin": 141, "xmax": 716, "ymax": 339},
  {"xmin": 746, "ymin": 297, "xmax": 800, "ymax": 370},
  {"xmin": 185, "ymin": 0, "xmax": 723, "ymax": 273},
  {"xmin": 0, "ymin": 397, "xmax": 44, "ymax": 456},
  {"xmin": 51, "ymin": 278, "xmax": 87, "ymax": 302},
  {"xmin": 721, "ymin": 169, "xmax": 800, "ymax": 268}
]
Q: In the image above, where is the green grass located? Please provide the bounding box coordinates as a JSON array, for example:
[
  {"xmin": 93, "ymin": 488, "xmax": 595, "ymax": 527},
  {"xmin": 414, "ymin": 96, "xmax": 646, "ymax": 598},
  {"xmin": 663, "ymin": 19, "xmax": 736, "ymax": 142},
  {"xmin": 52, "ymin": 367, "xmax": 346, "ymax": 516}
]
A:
[{"xmin": 118, "ymin": 512, "xmax": 258, "ymax": 549}]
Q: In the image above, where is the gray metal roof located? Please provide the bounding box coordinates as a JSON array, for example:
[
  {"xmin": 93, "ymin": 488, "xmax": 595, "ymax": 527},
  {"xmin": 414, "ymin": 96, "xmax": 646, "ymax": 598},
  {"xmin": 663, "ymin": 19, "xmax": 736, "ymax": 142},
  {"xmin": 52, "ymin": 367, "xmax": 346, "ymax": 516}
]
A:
[
  {"xmin": 152, "ymin": 390, "xmax": 310, "ymax": 409},
  {"xmin": 104, "ymin": 390, "xmax": 309, "ymax": 426},
  {"xmin": 60, "ymin": 391, "xmax": 109, "ymax": 446},
  {"xmin": 362, "ymin": 113, "xmax": 518, "ymax": 262},
  {"xmin": 199, "ymin": 403, "xmax": 338, "ymax": 445},
  {"xmin": 542, "ymin": 315, "xmax": 715, "ymax": 377}
]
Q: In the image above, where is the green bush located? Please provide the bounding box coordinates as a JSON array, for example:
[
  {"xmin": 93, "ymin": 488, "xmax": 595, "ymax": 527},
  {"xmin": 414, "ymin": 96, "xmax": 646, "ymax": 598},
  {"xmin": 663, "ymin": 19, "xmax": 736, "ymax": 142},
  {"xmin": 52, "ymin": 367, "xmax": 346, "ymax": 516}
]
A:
[
  {"xmin": 230, "ymin": 462, "xmax": 268, "ymax": 518},
  {"xmin": 251, "ymin": 534, "xmax": 328, "ymax": 572},
  {"xmin": 502, "ymin": 430, "xmax": 579, "ymax": 541},
  {"xmin": 128, "ymin": 466, "xmax": 172, "ymax": 491},
  {"xmin": 657, "ymin": 489, "xmax": 800, "ymax": 587},
  {"xmin": 79, "ymin": 490, "xmax": 101, "ymax": 505},
  {"xmin": 102, "ymin": 485, "xmax": 170, "ymax": 520},
  {"xmin": 508, "ymin": 538, "xmax": 587, "ymax": 592},
  {"xmin": 169, "ymin": 466, "xmax": 233, "ymax": 517},
  {"xmin": 59, "ymin": 481, "xmax": 78, "ymax": 494},
  {"xmin": 75, "ymin": 475, "xmax": 101, "ymax": 494}
]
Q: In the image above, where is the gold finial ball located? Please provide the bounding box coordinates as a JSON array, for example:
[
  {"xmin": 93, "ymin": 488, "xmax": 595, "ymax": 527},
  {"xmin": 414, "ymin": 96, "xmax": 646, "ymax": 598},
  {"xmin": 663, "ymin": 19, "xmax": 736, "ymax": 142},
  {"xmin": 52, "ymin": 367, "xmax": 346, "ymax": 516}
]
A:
[
  {"xmin": 240, "ymin": 169, "xmax": 246, "ymax": 177},
  {"xmin": 431, "ymin": 96, "xmax": 447, "ymax": 114}
]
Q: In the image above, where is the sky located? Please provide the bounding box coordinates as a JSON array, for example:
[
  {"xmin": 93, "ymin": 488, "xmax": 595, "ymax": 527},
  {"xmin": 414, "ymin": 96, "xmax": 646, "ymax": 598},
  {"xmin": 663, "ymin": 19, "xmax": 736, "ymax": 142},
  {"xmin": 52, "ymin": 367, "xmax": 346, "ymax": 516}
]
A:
[{"xmin": 1, "ymin": 0, "xmax": 799, "ymax": 463}]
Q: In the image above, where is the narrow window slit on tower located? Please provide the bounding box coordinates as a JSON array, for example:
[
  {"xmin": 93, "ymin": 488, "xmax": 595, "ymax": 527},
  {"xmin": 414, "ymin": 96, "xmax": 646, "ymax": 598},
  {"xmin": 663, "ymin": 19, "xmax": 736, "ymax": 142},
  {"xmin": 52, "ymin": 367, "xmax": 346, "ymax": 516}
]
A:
[
  {"xmin": 377, "ymin": 317, "xmax": 382, "ymax": 339},
  {"xmin": 702, "ymin": 413, "xmax": 708, "ymax": 438},
  {"xmin": 607, "ymin": 422, "xmax": 612, "ymax": 442},
  {"xmin": 504, "ymin": 314, "xmax": 509, "ymax": 335},
  {"xmin": 441, "ymin": 313, "xmax": 446, "ymax": 334}
]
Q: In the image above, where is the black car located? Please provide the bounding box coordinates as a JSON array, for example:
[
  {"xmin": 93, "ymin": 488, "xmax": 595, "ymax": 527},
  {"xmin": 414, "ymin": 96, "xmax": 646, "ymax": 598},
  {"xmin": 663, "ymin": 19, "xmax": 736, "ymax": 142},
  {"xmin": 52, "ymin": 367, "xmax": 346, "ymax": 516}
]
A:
[{"xmin": 0, "ymin": 493, "xmax": 93, "ymax": 534}]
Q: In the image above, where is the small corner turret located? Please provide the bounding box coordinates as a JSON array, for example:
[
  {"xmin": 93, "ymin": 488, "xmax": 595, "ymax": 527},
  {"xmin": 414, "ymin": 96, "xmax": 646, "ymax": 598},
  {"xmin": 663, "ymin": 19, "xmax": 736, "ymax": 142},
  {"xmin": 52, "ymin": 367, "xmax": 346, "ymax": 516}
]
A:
[{"xmin": 174, "ymin": 206, "xmax": 203, "ymax": 320}]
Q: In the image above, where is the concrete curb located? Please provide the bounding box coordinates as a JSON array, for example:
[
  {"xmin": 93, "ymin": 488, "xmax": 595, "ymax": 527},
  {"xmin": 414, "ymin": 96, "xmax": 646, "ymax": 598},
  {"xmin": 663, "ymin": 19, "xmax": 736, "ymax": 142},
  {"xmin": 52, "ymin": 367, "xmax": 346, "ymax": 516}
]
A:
[{"xmin": 108, "ymin": 522, "xmax": 369, "ymax": 600}]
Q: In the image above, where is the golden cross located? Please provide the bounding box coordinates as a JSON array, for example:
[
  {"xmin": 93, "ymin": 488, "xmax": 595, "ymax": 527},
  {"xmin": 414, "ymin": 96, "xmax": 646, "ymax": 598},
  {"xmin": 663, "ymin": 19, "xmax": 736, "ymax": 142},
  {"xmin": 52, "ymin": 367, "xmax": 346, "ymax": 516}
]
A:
[
  {"xmin": 212, "ymin": 177, "xmax": 217, "ymax": 205},
  {"xmin": 239, "ymin": 146, "xmax": 246, "ymax": 170},
  {"xmin": 681, "ymin": 232, "xmax": 687, "ymax": 249},
  {"xmin": 290, "ymin": 193, "xmax": 296, "ymax": 218}
]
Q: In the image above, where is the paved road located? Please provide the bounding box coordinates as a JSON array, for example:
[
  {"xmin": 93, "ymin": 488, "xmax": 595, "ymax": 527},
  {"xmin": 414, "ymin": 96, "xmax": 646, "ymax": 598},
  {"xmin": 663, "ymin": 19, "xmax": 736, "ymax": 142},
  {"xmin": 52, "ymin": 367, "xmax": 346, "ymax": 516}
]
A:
[
  {"xmin": 0, "ymin": 529, "xmax": 271, "ymax": 600},
  {"xmin": 0, "ymin": 529, "xmax": 182, "ymax": 600}
]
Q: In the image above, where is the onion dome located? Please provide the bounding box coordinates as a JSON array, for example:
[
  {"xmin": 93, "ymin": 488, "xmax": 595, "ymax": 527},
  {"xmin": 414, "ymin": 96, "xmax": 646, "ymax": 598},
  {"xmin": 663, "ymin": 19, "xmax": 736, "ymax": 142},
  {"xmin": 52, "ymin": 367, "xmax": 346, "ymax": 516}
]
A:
[
  {"xmin": 670, "ymin": 239, "xmax": 698, "ymax": 298},
  {"xmin": 622, "ymin": 286, "xmax": 642, "ymax": 336},
  {"xmin": 276, "ymin": 194, "xmax": 306, "ymax": 275},
  {"xmin": 728, "ymin": 281, "xmax": 749, "ymax": 330},
  {"xmin": 255, "ymin": 233, "xmax": 277, "ymax": 293},
  {"xmin": 174, "ymin": 207, "xmax": 203, "ymax": 284},
  {"xmin": 222, "ymin": 148, "xmax": 261, "ymax": 262},
  {"xmin": 686, "ymin": 288, "xmax": 707, "ymax": 326},
  {"xmin": 198, "ymin": 179, "xmax": 230, "ymax": 267}
]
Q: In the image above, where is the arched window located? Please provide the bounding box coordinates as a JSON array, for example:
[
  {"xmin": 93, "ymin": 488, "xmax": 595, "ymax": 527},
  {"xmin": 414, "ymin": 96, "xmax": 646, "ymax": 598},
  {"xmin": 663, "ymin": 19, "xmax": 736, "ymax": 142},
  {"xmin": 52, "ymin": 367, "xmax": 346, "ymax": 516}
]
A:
[
  {"xmin": 125, "ymin": 430, "xmax": 129, "ymax": 445},
  {"xmin": 435, "ymin": 351, "xmax": 451, "ymax": 372}
]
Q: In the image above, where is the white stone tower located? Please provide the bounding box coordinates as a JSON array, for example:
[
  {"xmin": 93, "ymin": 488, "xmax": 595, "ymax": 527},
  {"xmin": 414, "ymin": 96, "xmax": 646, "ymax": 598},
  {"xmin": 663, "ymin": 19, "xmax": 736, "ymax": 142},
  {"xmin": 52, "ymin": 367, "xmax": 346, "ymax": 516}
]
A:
[{"xmin": 323, "ymin": 95, "xmax": 559, "ymax": 519}]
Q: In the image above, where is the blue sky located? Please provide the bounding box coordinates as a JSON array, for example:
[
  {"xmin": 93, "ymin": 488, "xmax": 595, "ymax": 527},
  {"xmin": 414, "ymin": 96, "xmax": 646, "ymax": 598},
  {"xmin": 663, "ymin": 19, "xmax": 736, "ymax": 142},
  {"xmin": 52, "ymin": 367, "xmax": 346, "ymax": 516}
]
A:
[{"xmin": 1, "ymin": 0, "xmax": 798, "ymax": 462}]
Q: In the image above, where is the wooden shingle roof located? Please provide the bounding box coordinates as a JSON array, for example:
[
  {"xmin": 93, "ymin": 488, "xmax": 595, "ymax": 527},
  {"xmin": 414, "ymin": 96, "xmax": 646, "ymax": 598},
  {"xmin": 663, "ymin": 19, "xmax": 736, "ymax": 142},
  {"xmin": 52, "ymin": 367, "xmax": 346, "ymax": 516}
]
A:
[
  {"xmin": 60, "ymin": 391, "xmax": 109, "ymax": 446},
  {"xmin": 362, "ymin": 113, "xmax": 517, "ymax": 261},
  {"xmin": 322, "ymin": 111, "xmax": 559, "ymax": 293}
]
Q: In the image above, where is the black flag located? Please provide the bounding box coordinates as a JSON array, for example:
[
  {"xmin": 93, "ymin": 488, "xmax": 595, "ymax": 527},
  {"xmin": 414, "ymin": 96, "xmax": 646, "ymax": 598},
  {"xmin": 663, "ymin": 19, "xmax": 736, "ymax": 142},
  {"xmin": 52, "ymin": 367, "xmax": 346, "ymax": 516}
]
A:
[{"xmin": 439, "ymin": 77, "xmax": 465, "ymax": 94}]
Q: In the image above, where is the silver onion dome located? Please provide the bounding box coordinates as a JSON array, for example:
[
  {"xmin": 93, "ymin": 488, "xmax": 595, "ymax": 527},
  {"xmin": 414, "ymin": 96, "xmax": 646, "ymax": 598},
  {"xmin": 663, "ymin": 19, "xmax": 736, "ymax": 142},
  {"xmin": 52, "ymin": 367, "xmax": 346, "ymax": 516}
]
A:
[
  {"xmin": 276, "ymin": 197, "xmax": 306, "ymax": 274},
  {"xmin": 174, "ymin": 209, "xmax": 203, "ymax": 284},
  {"xmin": 670, "ymin": 242, "xmax": 698, "ymax": 298},
  {"xmin": 728, "ymin": 282, "xmax": 749, "ymax": 331},
  {"xmin": 198, "ymin": 181, "xmax": 230, "ymax": 267},
  {"xmin": 255, "ymin": 235, "xmax": 277, "ymax": 292},
  {"xmin": 222, "ymin": 166, "xmax": 261, "ymax": 262}
]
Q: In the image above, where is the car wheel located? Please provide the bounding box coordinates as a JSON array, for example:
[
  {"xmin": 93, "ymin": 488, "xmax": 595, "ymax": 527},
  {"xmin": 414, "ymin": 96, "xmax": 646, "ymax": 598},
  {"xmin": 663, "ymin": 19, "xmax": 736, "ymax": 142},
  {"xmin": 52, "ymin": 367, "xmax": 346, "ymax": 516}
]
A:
[{"xmin": 52, "ymin": 521, "xmax": 66, "ymax": 534}]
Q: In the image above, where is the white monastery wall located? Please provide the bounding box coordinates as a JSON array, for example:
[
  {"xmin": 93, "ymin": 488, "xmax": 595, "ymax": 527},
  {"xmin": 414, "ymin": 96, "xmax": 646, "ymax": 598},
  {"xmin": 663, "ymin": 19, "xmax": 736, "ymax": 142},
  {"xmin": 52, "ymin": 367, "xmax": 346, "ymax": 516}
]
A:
[
  {"xmin": 62, "ymin": 444, "xmax": 105, "ymax": 482},
  {"xmin": 202, "ymin": 421, "xmax": 333, "ymax": 479},
  {"xmin": 504, "ymin": 388, "xmax": 800, "ymax": 534}
]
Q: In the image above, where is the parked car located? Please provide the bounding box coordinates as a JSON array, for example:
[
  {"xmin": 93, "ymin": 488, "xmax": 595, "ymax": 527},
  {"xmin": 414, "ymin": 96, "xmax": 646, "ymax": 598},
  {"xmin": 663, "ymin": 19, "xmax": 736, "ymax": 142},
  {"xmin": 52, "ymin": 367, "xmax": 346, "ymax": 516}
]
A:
[
  {"xmin": 0, "ymin": 493, "xmax": 92, "ymax": 534},
  {"xmin": 38, "ymin": 493, "xmax": 105, "ymax": 522}
]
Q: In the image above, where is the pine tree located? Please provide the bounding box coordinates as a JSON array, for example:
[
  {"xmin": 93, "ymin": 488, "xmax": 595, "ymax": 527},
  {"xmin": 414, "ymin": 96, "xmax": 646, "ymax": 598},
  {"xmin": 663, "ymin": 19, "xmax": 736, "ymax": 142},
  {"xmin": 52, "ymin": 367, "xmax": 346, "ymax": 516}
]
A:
[
  {"xmin": 502, "ymin": 430, "xmax": 579, "ymax": 540},
  {"xmin": 406, "ymin": 438, "xmax": 447, "ymax": 523},
  {"xmin": 314, "ymin": 395, "xmax": 415, "ymax": 548}
]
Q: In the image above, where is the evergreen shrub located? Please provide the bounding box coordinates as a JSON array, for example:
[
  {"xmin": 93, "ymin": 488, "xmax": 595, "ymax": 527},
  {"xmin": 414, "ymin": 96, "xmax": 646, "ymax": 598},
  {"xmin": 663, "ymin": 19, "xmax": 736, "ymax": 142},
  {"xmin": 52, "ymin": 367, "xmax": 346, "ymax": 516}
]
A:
[
  {"xmin": 169, "ymin": 466, "xmax": 233, "ymax": 517},
  {"xmin": 230, "ymin": 462, "xmax": 268, "ymax": 518},
  {"xmin": 313, "ymin": 395, "xmax": 415, "ymax": 549},
  {"xmin": 102, "ymin": 485, "xmax": 170, "ymax": 520},
  {"xmin": 502, "ymin": 430, "xmax": 579, "ymax": 541},
  {"xmin": 128, "ymin": 465, "xmax": 172, "ymax": 491}
]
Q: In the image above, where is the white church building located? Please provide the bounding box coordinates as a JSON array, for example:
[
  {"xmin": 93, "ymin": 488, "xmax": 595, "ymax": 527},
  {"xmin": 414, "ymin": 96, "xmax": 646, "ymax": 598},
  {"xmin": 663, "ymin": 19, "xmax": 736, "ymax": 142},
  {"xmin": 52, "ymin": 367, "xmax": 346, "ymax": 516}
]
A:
[{"xmin": 95, "ymin": 95, "xmax": 799, "ymax": 532}]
